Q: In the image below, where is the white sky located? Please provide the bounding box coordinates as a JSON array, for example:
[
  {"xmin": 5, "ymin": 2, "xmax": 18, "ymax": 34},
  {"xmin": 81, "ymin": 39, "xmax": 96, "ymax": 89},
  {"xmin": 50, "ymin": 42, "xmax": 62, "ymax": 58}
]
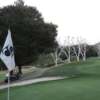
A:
[{"xmin": 0, "ymin": 0, "xmax": 100, "ymax": 45}]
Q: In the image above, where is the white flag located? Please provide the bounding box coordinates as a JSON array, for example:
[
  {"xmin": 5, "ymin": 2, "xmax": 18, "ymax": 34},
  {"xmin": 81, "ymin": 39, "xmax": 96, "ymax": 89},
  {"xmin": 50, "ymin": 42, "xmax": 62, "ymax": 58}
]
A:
[{"xmin": 0, "ymin": 29, "xmax": 15, "ymax": 71}]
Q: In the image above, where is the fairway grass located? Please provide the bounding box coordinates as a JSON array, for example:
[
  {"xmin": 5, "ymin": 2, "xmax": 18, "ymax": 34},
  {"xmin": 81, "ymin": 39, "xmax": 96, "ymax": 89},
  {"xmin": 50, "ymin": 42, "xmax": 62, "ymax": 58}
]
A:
[
  {"xmin": 1, "ymin": 57, "xmax": 100, "ymax": 100},
  {"xmin": 42, "ymin": 57, "xmax": 100, "ymax": 77},
  {"xmin": 0, "ymin": 72, "xmax": 5, "ymax": 81},
  {"xmin": 0, "ymin": 76, "xmax": 100, "ymax": 100}
]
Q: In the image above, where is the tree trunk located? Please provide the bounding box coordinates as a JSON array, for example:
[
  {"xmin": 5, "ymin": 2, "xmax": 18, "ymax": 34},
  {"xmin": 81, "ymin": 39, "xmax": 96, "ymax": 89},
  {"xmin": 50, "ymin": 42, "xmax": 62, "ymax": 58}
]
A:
[
  {"xmin": 55, "ymin": 51, "xmax": 58, "ymax": 67},
  {"xmin": 83, "ymin": 52, "xmax": 86, "ymax": 61},
  {"xmin": 77, "ymin": 56, "xmax": 80, "ymax": 62},
  {"xmin": 68, "ymin": 47, "xmax": 71, "ymax": 63}
]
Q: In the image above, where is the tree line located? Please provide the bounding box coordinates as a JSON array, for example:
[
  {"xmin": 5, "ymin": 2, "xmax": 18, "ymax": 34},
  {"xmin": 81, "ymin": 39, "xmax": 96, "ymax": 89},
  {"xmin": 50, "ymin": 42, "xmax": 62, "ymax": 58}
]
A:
[
  {"xmin": 0, "ymin": 0, "xmax": 57, "ymax": 73},
  {"xmin": 0, "ymin": 0, "xmax": 98, "ymax": 72}
]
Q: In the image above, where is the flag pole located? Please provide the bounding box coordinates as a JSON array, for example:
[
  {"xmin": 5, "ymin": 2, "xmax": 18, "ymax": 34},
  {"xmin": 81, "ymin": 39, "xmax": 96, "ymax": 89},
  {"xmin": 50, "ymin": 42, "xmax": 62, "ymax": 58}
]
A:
[
  {"xmin": 0, "ymin": 29, "xmax": 15, "ymax": 100},
  {"xmin": 7, "ymin": 72, "xmax": 10, "ymax": 100}
]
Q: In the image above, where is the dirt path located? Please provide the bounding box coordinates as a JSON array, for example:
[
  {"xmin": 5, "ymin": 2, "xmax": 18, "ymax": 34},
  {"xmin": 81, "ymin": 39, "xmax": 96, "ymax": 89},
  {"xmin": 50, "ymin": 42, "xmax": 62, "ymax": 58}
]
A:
[
  {"xmin": 0, "ymin": 77, "xmax": 65, "ymax": 90},
  {"xmin": 20, "ymin": 67, "xmax": 49, "ymax": 81}
]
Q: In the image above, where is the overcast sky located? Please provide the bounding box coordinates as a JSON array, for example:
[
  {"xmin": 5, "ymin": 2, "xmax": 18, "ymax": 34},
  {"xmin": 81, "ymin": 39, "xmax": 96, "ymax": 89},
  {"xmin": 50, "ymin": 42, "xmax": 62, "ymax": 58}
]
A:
[{"xmin": 0, "ymin": 0, "xmax": 100, "ymax": 45}]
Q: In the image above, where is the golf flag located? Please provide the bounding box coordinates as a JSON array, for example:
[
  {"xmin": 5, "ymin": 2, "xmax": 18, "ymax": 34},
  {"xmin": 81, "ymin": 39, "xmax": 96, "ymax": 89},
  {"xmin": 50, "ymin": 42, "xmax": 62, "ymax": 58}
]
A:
[{"xmin": 0, "ymin": 29, "xmax": 15, "ymax": 71}]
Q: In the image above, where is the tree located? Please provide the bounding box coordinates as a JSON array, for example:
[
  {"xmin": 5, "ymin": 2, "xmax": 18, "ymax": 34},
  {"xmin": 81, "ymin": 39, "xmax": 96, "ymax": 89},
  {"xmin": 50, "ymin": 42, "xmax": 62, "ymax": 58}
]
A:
[
  {"xmin": 63, "ymin": 36, "xmax": 71, "ymax": 63},
  {"xmin": 86, "ymin": 45, "xmax": 98, "ymax": 57},
  {"xmin": 0, "ymin": 0, "xmax": 58, "ymax": 73},
  {"xmin": 71, "ymin": 37, "xmax": 81, "ymax": 62},
  {"xmin": 71, "ymin": 37, "xmax": 87, "ymax": 62},
  {"xmin": 14, "ymin": 0, "xmax": 24, "ymax": 6}
]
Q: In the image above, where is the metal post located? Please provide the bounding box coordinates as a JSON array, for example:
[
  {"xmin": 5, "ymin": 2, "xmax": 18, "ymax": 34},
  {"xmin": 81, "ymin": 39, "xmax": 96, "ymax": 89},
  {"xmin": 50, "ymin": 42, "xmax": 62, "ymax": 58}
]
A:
[{"xmin": 7, "ymin": 72, "xmax": 10, "ymax": 100}]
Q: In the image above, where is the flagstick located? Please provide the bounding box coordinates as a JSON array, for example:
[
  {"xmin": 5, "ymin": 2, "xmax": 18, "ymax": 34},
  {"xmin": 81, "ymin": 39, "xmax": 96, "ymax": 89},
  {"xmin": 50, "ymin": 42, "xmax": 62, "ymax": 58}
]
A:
[
  {"xmin": 0, "ymin": 29, "xmax": 15, "ymax": 100},
  {"xmin": 7, "ymin": 72, "xmax": 10, "ymax": 100}
]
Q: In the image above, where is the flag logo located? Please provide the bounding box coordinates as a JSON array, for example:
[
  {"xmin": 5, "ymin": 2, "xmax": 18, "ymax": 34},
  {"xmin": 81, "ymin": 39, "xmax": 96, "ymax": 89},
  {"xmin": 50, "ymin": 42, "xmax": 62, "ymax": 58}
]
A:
[{"xmin": 2, "ymin": 45, "xmax": 14, "ymax": 57}]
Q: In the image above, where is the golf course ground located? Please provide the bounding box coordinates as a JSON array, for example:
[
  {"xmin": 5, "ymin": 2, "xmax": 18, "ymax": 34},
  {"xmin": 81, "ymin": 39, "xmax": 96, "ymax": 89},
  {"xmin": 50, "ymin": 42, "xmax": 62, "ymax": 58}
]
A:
[{"xmin": 0, "ymin": 57, "xmax": 100, "ymax": 100}]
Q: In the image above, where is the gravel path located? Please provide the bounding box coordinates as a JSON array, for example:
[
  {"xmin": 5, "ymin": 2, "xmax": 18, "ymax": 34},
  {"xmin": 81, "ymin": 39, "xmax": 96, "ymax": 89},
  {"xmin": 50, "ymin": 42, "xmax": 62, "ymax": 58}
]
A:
[
  {"xmin": 20, "ymin": 68, "xmax": 48, "ymax": 81},
  {"xmin": 0, "ymin": 77, "xmax": 65, "ymax": 90}
]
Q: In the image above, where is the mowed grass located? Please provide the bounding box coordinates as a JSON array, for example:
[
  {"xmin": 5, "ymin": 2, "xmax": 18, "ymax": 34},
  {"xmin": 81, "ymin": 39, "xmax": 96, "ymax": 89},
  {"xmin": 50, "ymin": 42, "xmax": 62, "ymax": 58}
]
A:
[
  {"xmin": 0, "ymin": 71, "xmax": 5, "ymax": 81},
  {"xmin": 42, "ymin": 57, "xmax": 100, "ymax": 77},
  {"xmin": 1, "ymin": 57, "xmax": 100, "ymax": 100},
  {"xmin": 1, "ymin": 77, "xmax": 100, "ymax": 100}
]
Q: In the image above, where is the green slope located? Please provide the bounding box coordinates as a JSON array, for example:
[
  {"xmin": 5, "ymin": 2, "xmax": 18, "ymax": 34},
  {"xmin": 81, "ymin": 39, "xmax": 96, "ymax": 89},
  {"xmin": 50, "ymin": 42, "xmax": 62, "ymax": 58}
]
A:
[
  {"xmin": 42, "ymin": 57, "xmax": 100, "ymax": 77},
  {"xmin": 1, "ymin": 57, "xmax": 100, "ymax": 100}
]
